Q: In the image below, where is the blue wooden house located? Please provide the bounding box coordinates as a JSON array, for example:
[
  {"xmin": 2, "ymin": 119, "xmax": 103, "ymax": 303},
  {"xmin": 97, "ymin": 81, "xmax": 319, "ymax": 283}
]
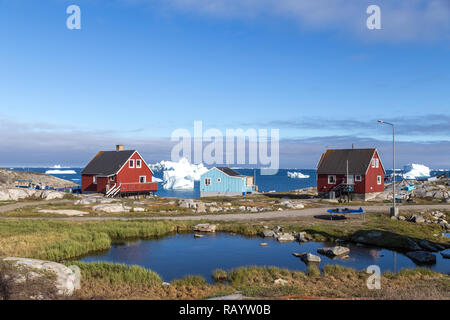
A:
[{"xmin": 200, "ymin": 167, "xmax": 257, "ymax": 197}]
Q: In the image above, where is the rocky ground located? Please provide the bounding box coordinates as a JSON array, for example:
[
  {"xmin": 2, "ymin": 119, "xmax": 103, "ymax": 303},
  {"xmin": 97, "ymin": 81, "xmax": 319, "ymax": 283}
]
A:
[{"xmin": 0, "ymin": 168, "xmax": 76, "ymax": 189}]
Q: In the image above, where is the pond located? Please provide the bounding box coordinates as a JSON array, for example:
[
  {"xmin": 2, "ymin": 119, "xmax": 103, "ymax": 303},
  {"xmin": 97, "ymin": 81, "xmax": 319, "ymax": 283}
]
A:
[{"xmin": 80, "ymin": 233, "xmax": 450, "ymax": 283}]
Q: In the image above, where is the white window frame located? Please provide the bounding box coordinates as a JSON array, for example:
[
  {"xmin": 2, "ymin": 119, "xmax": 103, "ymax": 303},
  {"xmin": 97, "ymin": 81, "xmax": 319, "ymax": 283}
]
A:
[
  {"xmin": 93, "ymin": 176, "xmax": 97, "ymax": 184},
  {"xmin": 129, "ymin": 159, "xmax": 135, "ymax": 168},
  {"xmin": 328, "ymin": 175, "xmax": 336, "ymax": 184},
  {"xmin": 205, "ymin": 178, "xmax": 211, "ymax": 186},
  {"xmin": 139, "ymin": 176, "xmax": 146, "ymax": 183},
  {"xmin": 355, "ymin": 175, "xmax": 362, "ymax": 182},
  {"xmin": 377, "ymin": 175, "xmax": 382, "ymax": 185},
  {"xmin": 110, "ymin": 176, "xmax": 115, "ymax": 182},
  {"xmin": 372, "ymin": 158, "xmax": 376, "ymax": 168},
  {"xmin": 136, "ymin": 159, "xmax": 142, "ymax": 168},
  {"xmin": 375, "ymin": 158, "xmax": 379, "ymax": 168}
]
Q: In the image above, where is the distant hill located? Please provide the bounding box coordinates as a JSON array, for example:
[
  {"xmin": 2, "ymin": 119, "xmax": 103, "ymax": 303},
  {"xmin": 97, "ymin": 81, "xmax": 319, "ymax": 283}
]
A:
[{"xmin": 0, "ymin": 168, "xmax": 76, "ymax": 188}]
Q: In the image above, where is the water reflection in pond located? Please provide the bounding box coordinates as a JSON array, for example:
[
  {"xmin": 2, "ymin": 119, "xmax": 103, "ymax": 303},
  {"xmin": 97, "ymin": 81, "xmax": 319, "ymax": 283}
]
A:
[{"xmin": 80, "ymin": 233, "xmax": 450, "ymax": 282}]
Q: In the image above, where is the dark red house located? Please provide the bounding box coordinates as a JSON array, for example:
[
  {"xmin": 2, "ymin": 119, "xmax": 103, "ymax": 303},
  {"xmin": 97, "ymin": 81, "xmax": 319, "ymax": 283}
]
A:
[
  {"xmin": 316, "ymin": 148, "xmax": 385, "ymax": 201},
  {"xmin": 81, "ymin": 145, "xmax": 158, "ymax": 197}
]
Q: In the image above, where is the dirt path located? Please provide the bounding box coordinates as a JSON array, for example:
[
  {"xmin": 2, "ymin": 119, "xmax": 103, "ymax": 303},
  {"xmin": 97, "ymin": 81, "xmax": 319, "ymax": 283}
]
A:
[
  {"xmin": 0, "ymin": 199, "xmax": 73, "ymax": 213},
  {"xmin": 0, "ymin": 203, "xmax": 448, "ymax": 222}
]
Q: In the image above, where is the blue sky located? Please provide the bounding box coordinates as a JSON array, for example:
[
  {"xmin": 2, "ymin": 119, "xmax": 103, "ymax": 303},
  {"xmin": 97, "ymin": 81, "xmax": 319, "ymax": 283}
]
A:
[{"xmin": 0, "ymin": 0, "xmax": 449, "ymax": 168}]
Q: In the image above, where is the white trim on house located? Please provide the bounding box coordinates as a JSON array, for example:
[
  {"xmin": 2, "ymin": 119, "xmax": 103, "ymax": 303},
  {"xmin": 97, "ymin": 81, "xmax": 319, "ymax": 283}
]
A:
[
  {"xmin": 377, "ymin": 175, "xmax": 382, "ymax": 185},
  {"xmin": 129, "ymin": 159, "xmax": 135, "ymax": 168},
  {"xmin": 111, "ymin": 150, "xmax": 155, "ymax": 177},
  {"xmin": 355, "ymin": 175, "xmax": 362, "ymax": 182},
  {"xmin": 136, "ymin": 159, "xmax": 142, "ymax": 168},
  {"xmin": 328, "ymin": 175, "xmax": 336, "ymax": 184},
  {"xmin": 204, "ymin": 178, "xmax": 211, "ymax": 186},
  {"xmin": 139, "ymin": 176, "xmax": 146, "ymax": 183},
  {"xmin": 93, "ymin": 176, "xmax": 97, "ymax": 184}
]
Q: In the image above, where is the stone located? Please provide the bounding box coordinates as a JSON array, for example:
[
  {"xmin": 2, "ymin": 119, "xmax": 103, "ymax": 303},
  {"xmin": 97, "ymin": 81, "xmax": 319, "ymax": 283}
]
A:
[
  {"xmin": 238, "ymin": 206, "xmax": 246, "ymax": 211},
  {"xmin": 196, "ymin": 202, "xmax": 206, "ymax": 213},
  {"xmin": 273, "ymin": 226, "xmax": 282, "ymax": 233},
  {"xmin": 317, "ymin": 246, "xmax": 350, "ymax": 257},
  {"xmin": 208, "ymin": 294, "xmax": 244, "ymax": 300},
  {"xmin": 194, "ymin": 234, "xmax": 204, "ymax": 238},
  {"xmin": 274, "ymin": 278, "xmax": 288, "ymax": 285},
  {"xmin": 2, "ymin": 257, "xmax": 78, "ymax": 296},
  {"xmin": 262, "ymin": 230, "xmax": 276, "ymax": 238},
  {"xmin": 277, "ymin": 233, "xmax": 295, "ymax": 242},
  {"xmin": 260, "ymin": 243, "xmax": 268, "ymax": 247},
  {"xmin": 178, "ymin": 199, "xmax": 197, "ymax": 209},
  {"xmin": 193, "ymin": 223, "xmax": 216, "ymax": 233},
  {"xmin": 41, "ymin": 190, "xmax": 65, "ymax": 200},
  {"xmin": 405, "ymin": 251, "xmax": 436, "ymax": 264},
  {"xmin": 411, "ymin": 215, "xmax": 425, "ymax": 223},
  {"xmin": 92, "ymin": 203, "xmax": 129, "ymax": 213},
  {"xmin": 38, "ymin": 209, "xmax": 88, "ymax": 216},
  {"xmin": 398, "ymin": 216, "xmax": 406, "ymax": 221},
  {"xmin": 297, "ymin": 232, "xmax": 309, "ymax": 242},
  {"xmin": 133, "ymin": 207, "xmax": 146, "ymax": 212},
  {"xmin": 208, "ymin": 207, "xmax": 220, "ymax": 213},
  {"xmin": 300, "ymin": 253, "xmax": 321, "ymax": 264}
]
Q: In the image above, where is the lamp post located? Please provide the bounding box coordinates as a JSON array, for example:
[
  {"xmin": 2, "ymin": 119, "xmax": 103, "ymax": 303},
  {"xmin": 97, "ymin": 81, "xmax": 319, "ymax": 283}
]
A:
[{"xmin": 378, "ymin": 120, "xmax": 398, "ymax": 217}]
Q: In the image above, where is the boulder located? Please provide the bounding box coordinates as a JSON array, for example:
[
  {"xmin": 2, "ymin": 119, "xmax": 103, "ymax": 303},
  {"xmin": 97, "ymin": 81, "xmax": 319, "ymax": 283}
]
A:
[
  {"xmin": 208, "ymin": 207, "xmax": 221, "ymax": 213},
  {"xmin": 193, "ymin": 223, "xmax": 216, "ymax": 233},
  {"xmin": 38, "ymin": 209, "xmax": 88, "ymax": 216},
  {"xmin": 2, "ymin": 257, "xmax": 78, "ymax": 297},
  {"xmin": 317, "ymin": 246, "xmax": 350, "ymax": 257},
  {"xmin": 411, "ymin": 215, "xmax": 425, "ymax": 223},
  {"xmin": 405, "ymin": 251, "xmax": 436, "ymax": 264},
  {"xmin": 41, "ymin": 190, "xmax": 65, "ymax": 200},
  {"xmin": 178, "ymin": 199, "xmax": 197, "ymax": 209},
  {"xmin": 133, "ymin": 207, "xmax": 146, "ymax": 212},
  {"xmin": 300, "ymin": 253, "xmax": 321, "ymax": 264},
  {"xmin": 274, "ymin": 278, "xmax": 288, "ymax": 285},
  {"xmin": 92, "ymin": 203, "xmax": 129, "ymax": 213},
  {"xmin": 277, "ymin": 233, "xmax": 295, "ymax": 242},
  {"xmin": 262, "ymin": 230, "xmax": 276, "ymax": 238},
  {"xmin": 196, "ymin": 202, "xmax": 206, "ymax": 213},
  {"xmin": 297, "ymin": 232, "xmax": 309, "ymax": 242}
]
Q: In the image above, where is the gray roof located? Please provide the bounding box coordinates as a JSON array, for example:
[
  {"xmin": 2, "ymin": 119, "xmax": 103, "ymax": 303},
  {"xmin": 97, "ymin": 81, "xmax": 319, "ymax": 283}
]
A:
[
  {"xmin": 81, "ymin": 150, "xmax": 136, "ymax": 176},
  {"xmin": 317, "ymin": 149, "xmax": 379, "ymax": 175},
  {"xmin": 216, "ymin": 167, "xmax": 245, "ymax": 177}
]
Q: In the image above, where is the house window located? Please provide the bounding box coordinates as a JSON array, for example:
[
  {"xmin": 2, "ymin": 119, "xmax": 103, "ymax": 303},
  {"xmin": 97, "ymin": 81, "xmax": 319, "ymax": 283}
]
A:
[
  {"xmin": 205, "ymin": 178, "xmax": 211, "ymax": 186},
  {"xmin": 328, "ymin": 175, "xmax": 336, "ymax": 184},
  {"xmin": 355, "ymin": 175, "xmax": 362, "ymax": 182},
  {"xmin": 375, "ymin": 158, "xmax": 379, "ymax": 168},
  {"xmin": 139, "ymin": 176, "xmax": 146, "ymax": 183},
  {"xmin": 377, "ymin": 176, "xmax": 382, "ymax": 185},
  {"xmin": 129, "ymin": 159, "xmax": 134, "ymax": 168},
  {"xmin": 136, "ymin": 159, "xmax": 142, "ymax": 168},
  {"xmin": 372, "ymin": 158, "xmax": 376, "ymax": 168},
  {"xmin": 217, "ymin": 178, "xmax": 221, "ymax": 183},
  {"xmin": 110, "ymin": 176, "xmax": 115, "ymax": 182},
  {"xmin": 93, "ymin": 176, "xmax": 97, "ymax": 184}
]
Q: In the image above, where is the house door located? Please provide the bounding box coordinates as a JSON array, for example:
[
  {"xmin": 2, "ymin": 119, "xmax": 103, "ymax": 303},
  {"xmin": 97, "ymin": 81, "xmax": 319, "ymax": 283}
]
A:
[{"xmin": 347, "ymin": 175, "xmax": 354, "ymax": 184}]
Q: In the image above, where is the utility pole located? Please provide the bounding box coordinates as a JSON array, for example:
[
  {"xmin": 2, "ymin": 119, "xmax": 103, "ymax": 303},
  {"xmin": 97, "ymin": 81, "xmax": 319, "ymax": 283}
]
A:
[{"xmin": 378, "ymin": 120, "xmax": 398, "ymax": 217}]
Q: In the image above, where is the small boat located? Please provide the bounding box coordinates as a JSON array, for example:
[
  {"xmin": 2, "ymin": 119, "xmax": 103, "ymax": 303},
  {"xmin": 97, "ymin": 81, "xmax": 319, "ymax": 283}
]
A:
[{"xmin": 327, "ymin": 207, "xmax": 364, "ymax": 214}]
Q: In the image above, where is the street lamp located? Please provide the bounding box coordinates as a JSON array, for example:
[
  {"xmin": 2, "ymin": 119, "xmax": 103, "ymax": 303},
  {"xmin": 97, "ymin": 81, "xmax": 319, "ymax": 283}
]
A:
[{"xmin": 378, "ymin": 120, "xmax": 398, "ymax": 217}]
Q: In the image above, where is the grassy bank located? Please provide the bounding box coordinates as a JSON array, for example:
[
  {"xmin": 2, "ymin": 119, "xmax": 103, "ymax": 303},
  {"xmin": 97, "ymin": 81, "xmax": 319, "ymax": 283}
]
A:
[{"xmin": 66, "ymin": 262, "xmax": 449, "ymax": 300}]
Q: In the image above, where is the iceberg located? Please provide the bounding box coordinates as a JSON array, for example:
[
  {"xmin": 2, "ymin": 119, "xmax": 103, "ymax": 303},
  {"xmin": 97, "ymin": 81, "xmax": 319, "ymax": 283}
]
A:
[
  {"xmin": 45, "ymin": 169, "xmax": 77, "ymax": 174},
  {"xmin": 152, "ymin": 176, "xmax": 163, "ymax": 183},
  {"xmin": 403, "ymin": 164, "xmax": 431, "ymax": 180},
  {"xmin": 150, "ymin": 158, "xmax": 209, "ymax": 190},
  {"xmin": 287, "ymin": 171, "xmax": 310, "ymax": 179}
]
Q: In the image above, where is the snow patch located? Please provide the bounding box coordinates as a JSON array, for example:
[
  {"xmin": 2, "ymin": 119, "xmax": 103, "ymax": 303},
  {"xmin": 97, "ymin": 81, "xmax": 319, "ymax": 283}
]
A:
[
  {"xmin": 287, "ymin": 171, "xmax": 310, "ymax": 179},
  {"xmin": 403, "ymin": 164, "xmax": 431, "ymax": 180},
  {"xmin": 150, "ymin": 158, "xmax": 208, "ymax": 190}
]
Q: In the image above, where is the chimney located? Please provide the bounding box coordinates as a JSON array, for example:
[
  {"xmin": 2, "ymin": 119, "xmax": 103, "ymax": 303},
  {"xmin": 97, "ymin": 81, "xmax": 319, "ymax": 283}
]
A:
[{"xmin": 116, "ymin": 144, "xmax": 124, "ymax": 151}]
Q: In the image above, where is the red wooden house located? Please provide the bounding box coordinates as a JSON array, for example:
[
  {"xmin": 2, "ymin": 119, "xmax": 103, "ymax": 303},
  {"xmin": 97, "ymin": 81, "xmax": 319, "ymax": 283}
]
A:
[
  {"xmin": 316, "ymin": 148, "xmax": 385, "ymax": 201},
  {"xmin": 81, "ymin": 145, "xmax": 158, "ymax": 197}
]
